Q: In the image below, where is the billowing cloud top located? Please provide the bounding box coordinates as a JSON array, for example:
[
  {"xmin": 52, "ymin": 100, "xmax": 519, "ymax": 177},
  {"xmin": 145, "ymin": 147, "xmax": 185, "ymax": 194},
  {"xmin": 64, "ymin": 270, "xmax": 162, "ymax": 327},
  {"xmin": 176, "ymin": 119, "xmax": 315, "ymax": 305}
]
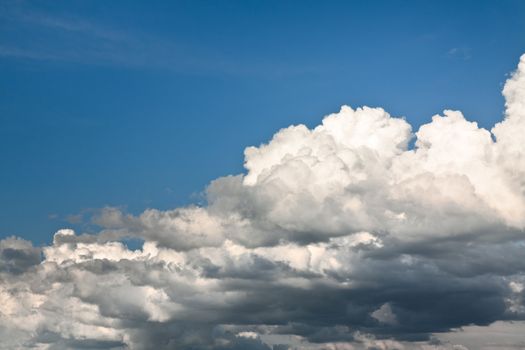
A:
[{"xmin": 1, "ymin": 55, "xmax": 525, "ymax": 350}]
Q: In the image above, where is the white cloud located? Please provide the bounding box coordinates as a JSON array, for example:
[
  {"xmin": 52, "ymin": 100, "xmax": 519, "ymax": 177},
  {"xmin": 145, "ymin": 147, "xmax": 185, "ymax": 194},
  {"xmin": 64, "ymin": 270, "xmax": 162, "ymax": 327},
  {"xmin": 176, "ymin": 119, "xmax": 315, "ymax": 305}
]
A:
[{"xmin": 1, "ymin": 54, "xmax": 525, "ymax": 349}]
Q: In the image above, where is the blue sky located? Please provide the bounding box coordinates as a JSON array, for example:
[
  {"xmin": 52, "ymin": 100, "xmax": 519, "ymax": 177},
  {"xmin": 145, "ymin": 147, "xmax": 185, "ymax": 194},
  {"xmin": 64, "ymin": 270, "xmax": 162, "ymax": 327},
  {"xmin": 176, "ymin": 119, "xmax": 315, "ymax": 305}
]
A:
[{"xmin": 1, "ymin": 0, "xmax": 525, "ymax": 244}]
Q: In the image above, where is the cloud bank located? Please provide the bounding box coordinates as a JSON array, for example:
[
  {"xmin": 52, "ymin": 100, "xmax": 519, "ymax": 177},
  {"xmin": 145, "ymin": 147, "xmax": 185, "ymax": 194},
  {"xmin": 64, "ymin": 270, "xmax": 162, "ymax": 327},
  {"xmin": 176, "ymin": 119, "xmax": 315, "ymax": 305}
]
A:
[{"xmin": 1, "ymin": 54, "xmax": 525, "ymax": 349}]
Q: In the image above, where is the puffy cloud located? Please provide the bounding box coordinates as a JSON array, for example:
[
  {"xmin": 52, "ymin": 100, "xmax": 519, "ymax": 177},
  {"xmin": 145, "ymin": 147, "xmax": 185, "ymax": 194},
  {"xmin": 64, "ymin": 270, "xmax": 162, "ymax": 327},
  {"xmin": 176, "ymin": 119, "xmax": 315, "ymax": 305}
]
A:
[
  {"xmin": 0, "ymin": 236, "xmax": 41, "ymax": 274},
  {"xmin": 2, "ymin": 54, "xmax": 525, "ymax": 349}
]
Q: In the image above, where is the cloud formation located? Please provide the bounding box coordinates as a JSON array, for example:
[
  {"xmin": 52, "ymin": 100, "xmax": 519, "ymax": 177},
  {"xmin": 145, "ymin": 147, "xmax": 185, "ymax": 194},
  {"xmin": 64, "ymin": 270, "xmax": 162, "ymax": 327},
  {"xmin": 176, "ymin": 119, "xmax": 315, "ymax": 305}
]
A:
[{"xmin": 1, "ymin": 54, "xmax": 525, "ymax": 349}]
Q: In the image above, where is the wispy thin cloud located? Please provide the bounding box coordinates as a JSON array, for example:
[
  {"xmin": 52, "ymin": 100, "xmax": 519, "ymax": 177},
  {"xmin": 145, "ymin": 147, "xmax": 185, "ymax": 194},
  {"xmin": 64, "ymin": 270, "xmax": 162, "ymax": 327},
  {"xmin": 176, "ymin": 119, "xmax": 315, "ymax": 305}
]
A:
[
  {"xmin": 20, "ymin": 12, "xmax": 127, "ymax": 42},
  {"xmin": 447, "ymin": 46, "xmax": 472, "ymax": 60},
  {"xmin": 0, "ymin": 5, "xmax": 320, "ymax": 78},
  {"xmin": 0, "ymin": 45, "xmax": 61, "ymax": 61}
]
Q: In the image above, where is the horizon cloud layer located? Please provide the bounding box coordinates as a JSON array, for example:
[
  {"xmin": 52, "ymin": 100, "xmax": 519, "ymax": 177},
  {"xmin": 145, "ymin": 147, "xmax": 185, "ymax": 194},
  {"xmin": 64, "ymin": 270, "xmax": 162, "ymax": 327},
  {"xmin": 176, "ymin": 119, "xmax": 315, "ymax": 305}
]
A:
[{"xmin": 1, "ymin": 54, "xmax": 525, "ymax": 349}]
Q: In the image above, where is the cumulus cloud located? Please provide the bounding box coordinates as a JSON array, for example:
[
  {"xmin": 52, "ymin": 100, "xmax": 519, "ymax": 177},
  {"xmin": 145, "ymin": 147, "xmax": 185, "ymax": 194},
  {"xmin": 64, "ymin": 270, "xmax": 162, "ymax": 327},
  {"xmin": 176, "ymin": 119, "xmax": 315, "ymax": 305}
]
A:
[{"xmin": 1, "ymin": 54, "xmax": 525, "ymax": 349}]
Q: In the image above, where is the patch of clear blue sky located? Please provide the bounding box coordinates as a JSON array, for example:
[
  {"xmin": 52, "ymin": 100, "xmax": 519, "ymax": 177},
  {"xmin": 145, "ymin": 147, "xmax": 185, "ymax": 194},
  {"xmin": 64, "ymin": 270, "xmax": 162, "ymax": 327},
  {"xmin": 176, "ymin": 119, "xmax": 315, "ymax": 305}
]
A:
[{"xmin": 1, "ymin": 0, "xmax": 524, "ymax": 244}]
